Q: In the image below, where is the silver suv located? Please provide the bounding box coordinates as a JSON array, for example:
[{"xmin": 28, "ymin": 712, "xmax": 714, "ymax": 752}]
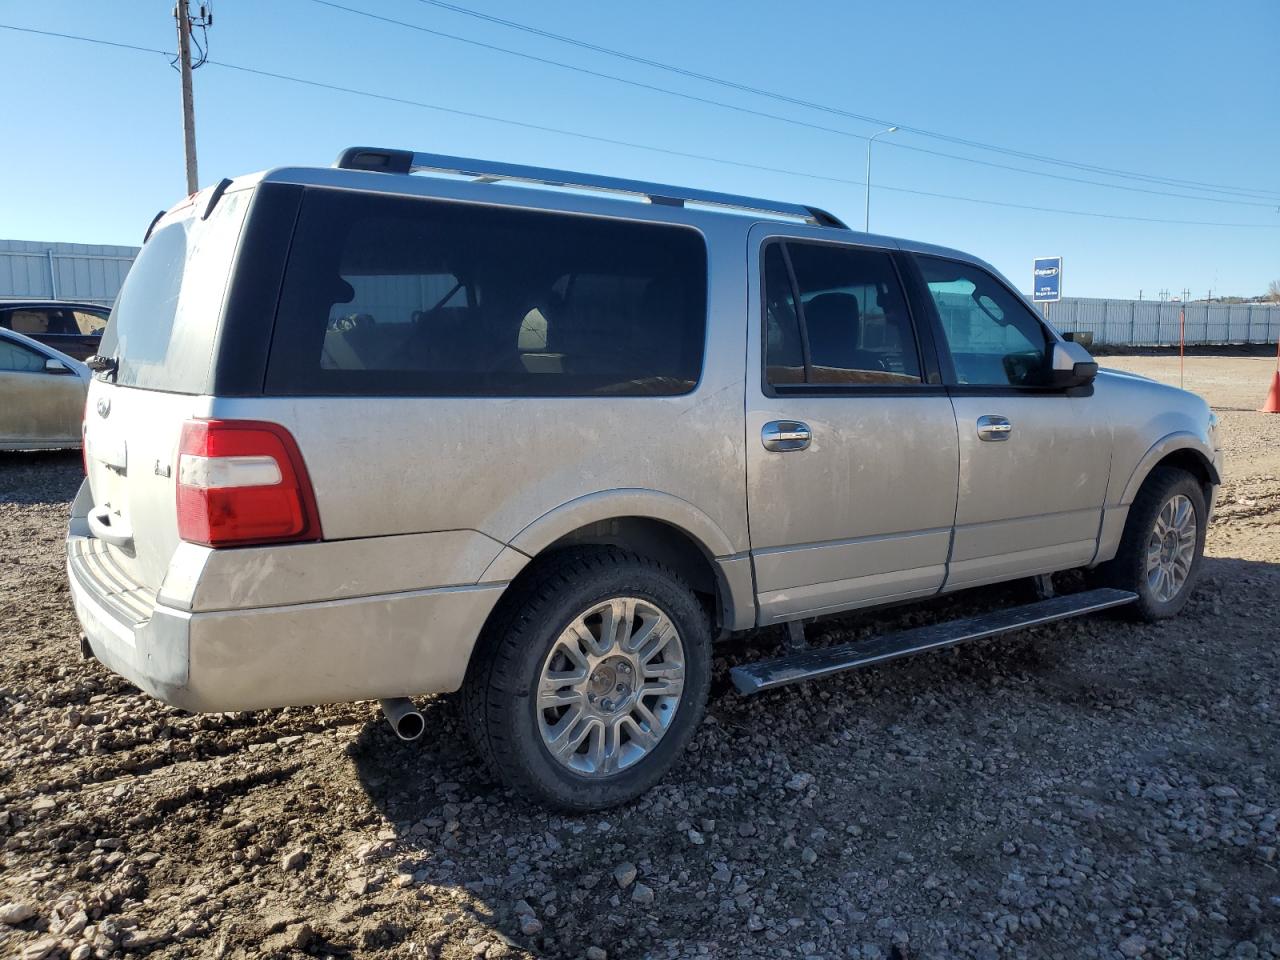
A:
[{"xmin": 69, "ymin": 148, "xmax": 1222, "ymax": 809}]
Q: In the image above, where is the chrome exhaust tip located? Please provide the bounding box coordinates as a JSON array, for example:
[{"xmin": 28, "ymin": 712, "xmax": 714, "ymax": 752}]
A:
[{"xmin": 379, "ymin": 698, "xmax": 425, "ymax": 742}]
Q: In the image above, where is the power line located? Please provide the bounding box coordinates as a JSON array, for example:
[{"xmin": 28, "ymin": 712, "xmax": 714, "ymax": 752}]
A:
[
  {"xmin": 0, "ymin": 22, "xmax": 170, "ymax": 57},
  {"xmin": 191, "ymin": 61, "xmax": 1280, "ymax": 229},
  {"xmin": 1, "ymin": 21, "xmax": 1277, "ymax": 229},
  {"xmin": 409, "ymin": 0, "xmax": 1280, "ymax": 202},
  {"xmin": 305, "ymin": 0, "xmax": 1276, "ymax": 210}
]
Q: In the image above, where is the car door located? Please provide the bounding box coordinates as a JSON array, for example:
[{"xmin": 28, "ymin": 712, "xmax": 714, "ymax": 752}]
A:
[
  {"xmin": 745, "ymin": 229, "xmax": 960, "ymax": 625},
  {"xmin": 64, "ymin": 308, "xmax": 109, "ymax": 360},
  {"xmin": 0, "ymin": 335, "xmax": 85, "ymax": 446},
  {"xmin": 909, "ymin": 253, "xmax": 1111, "ymax": 590}
]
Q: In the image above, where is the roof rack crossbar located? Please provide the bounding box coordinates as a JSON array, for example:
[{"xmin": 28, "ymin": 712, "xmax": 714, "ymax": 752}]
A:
[{"xmin": 333, "ymin": 147, "xmax": 847, "ymax": 228}]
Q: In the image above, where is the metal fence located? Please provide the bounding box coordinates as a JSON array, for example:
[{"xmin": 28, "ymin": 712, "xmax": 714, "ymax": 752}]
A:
[
  {"xmin": 2, "ymin": 236, "xmax": 1277, "ymax": 347},
  {"xmin": 0, "ymin": 238, "xmax": 139, "ymax": 307},
  {"xmin": 1042, "ymin": 297, "xmax": 1280, "ymax": 347}
]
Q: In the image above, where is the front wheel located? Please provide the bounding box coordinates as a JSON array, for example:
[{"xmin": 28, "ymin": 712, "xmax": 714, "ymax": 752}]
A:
[
  {"xmin": 1091, "ymin": 466, "xmax": 1207, "ymax": 621},
  {"xmin": 462, "ymin": 547, "xmax": 711, "ymax": 810}
]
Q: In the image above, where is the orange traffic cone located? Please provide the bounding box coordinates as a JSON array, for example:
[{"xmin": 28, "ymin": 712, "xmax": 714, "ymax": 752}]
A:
[{"xmin": 1262, "ymin": 370, "xmax": 1280, "ymax": 413}]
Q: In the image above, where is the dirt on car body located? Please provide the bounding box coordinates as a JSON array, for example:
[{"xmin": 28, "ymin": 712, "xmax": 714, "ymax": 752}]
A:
[{"xmin": 2, "ymin": 354, "xmax": 1279, "ymax": 960}]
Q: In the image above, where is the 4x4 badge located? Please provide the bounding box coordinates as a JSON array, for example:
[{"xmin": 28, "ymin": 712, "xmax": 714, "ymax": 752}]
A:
[{"xmin": 96, "ymin": 397, "xmax": 111, "ymax": 418}]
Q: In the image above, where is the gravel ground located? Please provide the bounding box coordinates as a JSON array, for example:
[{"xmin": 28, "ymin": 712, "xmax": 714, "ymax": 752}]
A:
[{"xmin": 2, "ymin": 354, "xmax": 1278, "ymax": 960}]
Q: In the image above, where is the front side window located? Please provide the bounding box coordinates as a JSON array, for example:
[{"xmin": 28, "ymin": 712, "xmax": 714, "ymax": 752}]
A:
[
  {"xmin": 267, "ymin": 190, "xmax": 708, "ymax": 397},
  {"xmin": 763, "ymin": 241, "xmax": 921, "ymax": 387},
  {"xmin": 916, "ymin": 256, "xmax": 1049, "ymax": 387},
  {"xmin": 0, "ymin": 338, "xmax": 47, "ymax": 372},
  {"xmin": 71, "ymin": 310, "xmax": 108, "ymax": 336}
]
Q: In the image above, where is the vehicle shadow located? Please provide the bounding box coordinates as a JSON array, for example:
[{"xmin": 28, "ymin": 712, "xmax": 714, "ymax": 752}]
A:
[
  {"xmin": 344, "ymin": 557, "xmax": 1280, "ymax": 958},
  {"xmin": 0, "ymin": 449, "xmax": 83, "ymax": 504}
]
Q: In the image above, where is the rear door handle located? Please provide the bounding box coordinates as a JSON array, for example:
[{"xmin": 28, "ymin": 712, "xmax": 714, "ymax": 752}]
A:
[
  {"xmin": 976, "ymin": 415, "xmax": 1012, "ymax": 441},
  {"xmin": 762, "ymin": 420, "xmax": 811, "ymax": 452}
]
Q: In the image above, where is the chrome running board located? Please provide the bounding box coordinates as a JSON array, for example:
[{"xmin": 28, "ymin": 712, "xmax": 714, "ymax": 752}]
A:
[{"xmin": 730, "ymin": 588, "xmax": 1137, "ymax": 695}]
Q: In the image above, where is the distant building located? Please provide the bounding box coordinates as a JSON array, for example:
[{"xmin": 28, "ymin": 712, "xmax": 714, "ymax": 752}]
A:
[{"xmin": 0, "ymin": 238, "xmax": 138, "ymax": 307}]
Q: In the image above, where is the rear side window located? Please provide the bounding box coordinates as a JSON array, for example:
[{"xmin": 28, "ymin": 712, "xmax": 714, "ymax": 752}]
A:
[
  {"xmin": 5, "ymin": 309, "xmax": 56, "ymax": 335},
  {"xmin": 0, "ymin": 338, "xmax": 47, "ymax": 372},
  {"xmin": 266, "ymin": 189, "xmax": 708, "ymax": 397},
  {"xmin": 99, "ymin": 190, "xmax": 249, "ymax": 392},
  {"xmin": 5, "ymin": 307, "xmax": 107, "ymax": 338},
  {"xmin": 763, "ymin": 240, "xmax": 921, "ymax": 388}
]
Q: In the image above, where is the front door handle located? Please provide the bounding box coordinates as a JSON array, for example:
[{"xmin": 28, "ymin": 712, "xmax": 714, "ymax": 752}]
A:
[
  {"xmin": 976, "ymin": 414, "xmax": 1012, "ymax": 441},
  {"xmin": 762, "ymin": 420, "xmax": 811, "ymax": 452}
]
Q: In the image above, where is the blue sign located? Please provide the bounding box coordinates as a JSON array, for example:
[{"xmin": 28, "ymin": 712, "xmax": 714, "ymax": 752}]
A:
[{"xmin": 1033, "ymin": 257, "xmax": 1062, "ymax": 302}]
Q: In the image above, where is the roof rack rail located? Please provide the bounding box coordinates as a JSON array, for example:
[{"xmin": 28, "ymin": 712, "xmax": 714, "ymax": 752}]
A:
[{"xmin": 333, "ymin": 147, "xmax": 848, "ymax": 229}]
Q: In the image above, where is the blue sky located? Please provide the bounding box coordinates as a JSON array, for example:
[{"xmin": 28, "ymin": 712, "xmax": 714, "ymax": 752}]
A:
[{"xmin": 2, "ymin": 0, "xmax": 1277, "ymax": 298}]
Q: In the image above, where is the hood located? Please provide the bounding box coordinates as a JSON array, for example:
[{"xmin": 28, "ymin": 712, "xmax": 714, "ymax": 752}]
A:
[{"xmin": 1097, "ymin": 366, "xmax": 1157, "ymax": 385}]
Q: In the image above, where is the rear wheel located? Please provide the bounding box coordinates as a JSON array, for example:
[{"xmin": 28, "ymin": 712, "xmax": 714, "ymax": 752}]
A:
[
  {"xmin": 463, "ymin": 547, "xmax": 711, "ymax": 810},
  {"xmin": 1091, "ymin": 466, "xmax": 1207, "ymax": 621}
]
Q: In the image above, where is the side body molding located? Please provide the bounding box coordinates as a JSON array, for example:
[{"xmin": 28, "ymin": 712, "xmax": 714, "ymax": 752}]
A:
[{"xmin": 480, "ymin": 488, "xmax": 755, "ymax": 632}]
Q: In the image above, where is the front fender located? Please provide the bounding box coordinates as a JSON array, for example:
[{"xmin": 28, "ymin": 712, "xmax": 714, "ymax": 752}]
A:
[{"xmin": 1118, "ymin": 431, "xmax": 1220, "ymax": 506}]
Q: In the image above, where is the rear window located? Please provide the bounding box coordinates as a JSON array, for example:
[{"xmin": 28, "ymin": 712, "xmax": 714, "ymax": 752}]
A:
[
  {"xmin": 265, "ymin": 189, "xmax": 708, "ymax": 397},
  {"xmin": 99, "ymin": 190, "xmax": 249, "ymax": 392}
]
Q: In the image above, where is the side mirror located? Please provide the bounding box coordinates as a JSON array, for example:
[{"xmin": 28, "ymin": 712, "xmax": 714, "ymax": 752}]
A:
[
  {"xmin": 1048, "ymin": 340, "xmax": 1098, "ymax": 388},
  {"xmin": 44, "ymin": 358, "xmax": 72, "ymax": 375}
]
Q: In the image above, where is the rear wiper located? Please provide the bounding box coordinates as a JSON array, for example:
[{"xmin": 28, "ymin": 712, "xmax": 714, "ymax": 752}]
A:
[{"xmin": 86, "ymin": 355, "xmax": 119, "ymax": 381}]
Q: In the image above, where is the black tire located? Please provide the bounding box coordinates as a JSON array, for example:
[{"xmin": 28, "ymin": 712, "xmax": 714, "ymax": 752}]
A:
[
  {"xmin": 1089, "ymin": 466, "xmax": 1207, "ymax": 621},
  {"xmin": 462, "ymin": 546, "xmax": 711, "ymax": 810}
]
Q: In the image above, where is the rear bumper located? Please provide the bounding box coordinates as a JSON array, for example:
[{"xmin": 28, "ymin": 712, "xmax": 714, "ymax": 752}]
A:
[{"xmin": 67, "ymin": 532, "xmax": 505, "ymax": 713}]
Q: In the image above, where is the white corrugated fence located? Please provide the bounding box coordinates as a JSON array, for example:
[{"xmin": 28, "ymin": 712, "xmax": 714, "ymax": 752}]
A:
[
  {"xmin": 1042, "ymin": 297, "xmax": 1280, "ymax": 346},
  {"xmin": 0, "ymin": 238, "xmax": 139, "ymax": 307},
  {"xmin": 2, "ymin": 236, "xmax": 1277, "ymax": 346}
]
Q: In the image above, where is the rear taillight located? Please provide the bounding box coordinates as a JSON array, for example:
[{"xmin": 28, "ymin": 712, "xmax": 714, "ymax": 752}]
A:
[{"xmin": 176, "ymin": 419, "xmax": 322, "ymax": 547}]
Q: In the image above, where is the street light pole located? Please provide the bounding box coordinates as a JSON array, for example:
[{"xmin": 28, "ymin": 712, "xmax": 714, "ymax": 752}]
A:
[{"xmin": 864, "ymin": 125, "xmax": 898, "ymax": 233}]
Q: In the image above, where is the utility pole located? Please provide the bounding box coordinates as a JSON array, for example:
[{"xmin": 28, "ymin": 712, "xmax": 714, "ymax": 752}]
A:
[
  {"xmin": 173, "ymin": 3, "xmax": 212, "ymax": 195},
  {"xmin": 175, "ymin": 3, "xmax": 198, "ymax": 195}
]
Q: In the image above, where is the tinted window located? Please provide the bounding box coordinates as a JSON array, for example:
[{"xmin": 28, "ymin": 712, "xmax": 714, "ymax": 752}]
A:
[
  {"xmin": 0, "ymin": 338, "xmax": 46, "ymax": 372},
  {"xmin": 764, "ymin": 241, "xmax": 920, "ymax": 387},
  {"xmin": 762, "ymin": 244, "xmax": 804, "ymax": 385},
  {"xmin": 5, "ymin": 309, "xmax": 55, "ymax": 335},
  {"xmin": 267, "ymin": 190, "xmax": 708, "ymax": 397},
  {"xmin": 99, "ymin": 190, "xmax": 249, "ymax": 392},
  {"xmin": 71, "ymin": 310, "xmax": 108, "ymax": 336},
  {"xmin": 916, "ymin": 256, "xmax": 1048, "ymax": 386}
]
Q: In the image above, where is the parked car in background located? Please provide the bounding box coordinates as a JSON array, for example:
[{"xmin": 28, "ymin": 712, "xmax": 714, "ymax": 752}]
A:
[
  {"xmin": 68, "ymin": 148, "xmax": 1221, "ymax": 810},
  {"xmin": 0, "ymin": 327, "xmax": 88, "ymax": 450},
  {"xmin": 0, "ymin": 300, "xmax": 110, "ymax": 361}
]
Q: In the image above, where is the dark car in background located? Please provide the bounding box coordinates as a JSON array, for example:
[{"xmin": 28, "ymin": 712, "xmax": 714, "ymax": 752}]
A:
[{"xmin": 0, "ymin": 300, "xmax": 110, "ymax": 361}]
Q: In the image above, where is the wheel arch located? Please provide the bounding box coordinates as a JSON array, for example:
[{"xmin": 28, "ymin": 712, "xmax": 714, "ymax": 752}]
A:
[
  {"xmin": 1119, "ymin": 432, "xmax": 1219, "ymax": 506},
  {"xmin": 479, "ymin": 489, "xmax": 755, "ymax": 635}
]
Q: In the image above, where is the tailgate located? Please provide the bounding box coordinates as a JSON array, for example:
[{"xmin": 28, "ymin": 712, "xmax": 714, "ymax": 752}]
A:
[
  {"xmin": 82, "ymin": 381, "xmax": 207, "ymax": 594},
  {"xmin": 80, "ymin": 183, "xmax": 252, "ymax": 595}
]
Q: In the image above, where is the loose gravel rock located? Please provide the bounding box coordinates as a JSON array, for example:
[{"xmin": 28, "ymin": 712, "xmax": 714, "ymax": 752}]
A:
[{"xmin": 2, "ymin": 356, "xmax": 1279, "ymax": 959}]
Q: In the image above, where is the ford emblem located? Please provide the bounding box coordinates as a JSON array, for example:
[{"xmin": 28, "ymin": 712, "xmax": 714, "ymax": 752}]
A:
[{"xmin": 96, "ymin": 396, "xmax": 111, "ymax": 418}]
